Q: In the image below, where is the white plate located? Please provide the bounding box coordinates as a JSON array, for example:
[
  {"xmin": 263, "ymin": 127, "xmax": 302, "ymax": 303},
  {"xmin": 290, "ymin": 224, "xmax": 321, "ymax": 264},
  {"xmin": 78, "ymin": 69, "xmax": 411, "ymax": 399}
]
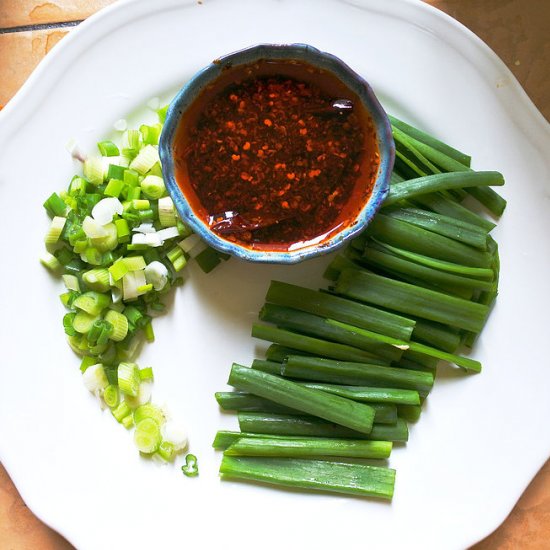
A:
[{"xmin": 1, "ymin": 1, "xmax": 549, "ymax": 549}]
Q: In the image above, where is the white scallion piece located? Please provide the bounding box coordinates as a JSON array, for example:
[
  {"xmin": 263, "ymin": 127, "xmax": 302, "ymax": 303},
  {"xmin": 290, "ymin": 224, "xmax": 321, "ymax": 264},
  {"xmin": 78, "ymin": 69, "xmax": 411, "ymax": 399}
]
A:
[
  {"xmin": 118, "ymin": 362, "xmax": 141, "ymax": 397},
  {"xmin": 158, "ymin": 196, "xmax": 177, "ymax": 227},
  {"xmin": 82, "ymin": 364, "xmax": 109, "ymax": 393},
  {"xmin": 66, "ymin": 138, "xmax": 87, "ymax": 162},
  {"xmin": 111, "ymin": 287, "xmax": 122, "ymax": 304},
  {"xmin": 83, "ymin": 156, "xmax": 106, "ymax": 185},
  {"xmin": 40, "ymin": 251, "xmax": 61, "ymax": 271},
  {"xmin": 133, "ymin": 222, "xmax": 156, "ymax": 234},
  {"xmin": 156, "ymin": 227, "xmax": 180, "ymax": 242},
  {"xmin": 82, "ymin": 216, "xmax": 108, "ymax": 238},
  {"xmin": 178, "ymin": 233, "xmax": 201, "ymax": 253},
  {"xmin": 113, "ymin": 118, "xmax": 128, "ymax": 131},
  {"xmin": 62, "ymin": 274, "xmax": 80, "ymax": 292},
  {"xmin": 161, "ymin": 421, "xmax": 188, "ymax": 452},
  {"xmin": 147, "ymin": 97, "xmax": 160, "ymax": 111},
  {"xmin": 92, "ymin": 197, "xmax": 123, "ymax": 225},
  {"xmin": 124, "ymin": 381, "xmax": 153, "ymax": 408},
  {"xmin": 144, "ymin": 261, "xmax": 169, "ymax": 291},
  {"xmin": 129, "ymin": 144, "xmax": 159, "ymax": 175},
  {"xmin": 122, "ymin": 270, "xmax": 147, "ymax": 300},
  {"xmin": 44, "ymin": 216, "xmax": 67, "ymax": 245},
  {"xmin": 141, "ymin": 175, "xmax": 166, "ymax": 200},
  {"xmin": 131, "ymin": 232, "xmax": 163, "ymax": 248}
]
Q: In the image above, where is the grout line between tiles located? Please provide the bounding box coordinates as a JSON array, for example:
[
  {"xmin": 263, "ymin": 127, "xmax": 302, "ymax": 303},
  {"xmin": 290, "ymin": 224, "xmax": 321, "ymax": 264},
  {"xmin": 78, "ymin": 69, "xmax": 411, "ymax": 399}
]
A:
[{"xmin": 0, "ymin": 20, "xmax": 83, "ymax": 35}]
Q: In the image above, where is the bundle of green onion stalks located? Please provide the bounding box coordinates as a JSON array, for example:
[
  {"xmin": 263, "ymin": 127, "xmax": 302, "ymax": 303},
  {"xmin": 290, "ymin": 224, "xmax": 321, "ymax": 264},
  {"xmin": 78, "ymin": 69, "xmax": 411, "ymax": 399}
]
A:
[
  {"xmin": 41, "ymin": 104, "xmax": 227, "ymax": 461},
  {"xmin": 214, "ymin": 115, "xmax": 506, "ymax": 499}
]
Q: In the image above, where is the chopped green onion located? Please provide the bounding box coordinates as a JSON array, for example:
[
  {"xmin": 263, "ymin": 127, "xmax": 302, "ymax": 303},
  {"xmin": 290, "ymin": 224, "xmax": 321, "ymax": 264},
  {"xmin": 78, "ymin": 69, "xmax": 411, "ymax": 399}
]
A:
[
  {"xmin": 83, "ymin": 157, "xmax": 105, "ymax": 185},
  {"xmin": 104, "ymin": 178, "xmax": 125, "ymax": 198},
  {"xmin": 73, "ymin": 291, "xmax": 111, "ymax": 316},
  {"xmin": 104, "ymin": 310, "xmax": 129, "ymax": 341},
  {"xmin": 157, "ymin": 440, "xmax": 175, "ymax": 462},
  {"xmin": 80, "ymin": 356, "xmax": 96, "ymax": 373},
  {"xmin": 72, "ymin": 311, "xmax": 99, "ymax": 334},
  {"xmin": 103, "ymin": 384, "xmax": 119, "ymax": 408},
  {"xmin": 62, "ymin": 274, "xmax": 80, "ymax": 292},
  {"xmin": 158, "ymin": 196, "xmax": 177, "ymax": 227},
  {"xmin": 108, "ymin": 258, "xmax": 129, "ymax": 281},
  {"xmin": 44, "ymin": 216, "xmax": 67, "ymax": 245},
  {"xmin": 43, "ymin": 192, "xmax": 67, "ymax": 217},
  {"xmin": 166, "ymin": 246, "xmax": 187, "ymax": 272},
  {"xmin": 121, "ymin": 414, "xmax": 134, "ymax": 429},
  {"xmin": 133, "ymin": 403, "xmax": 165, "ymax": 426},
  {"xmin": 40, "ymin": 251, "xmax": 62, "ymax": 272},
  {"xmin": 139, "ymin": 367, "xmax": 154, "ymax": 381},
  {"xmin": 112, "ymin": 400, "xmax": 132, "ymax": 422},
  {"xmin": 118, "ymin": 362, "xmax": 141, "ymax": 396},
  {"xmin": 97, "ymin": 140, "xmax": 120, "ymax": 157},
  {"xmin": 181, "ymin": 454, "xmax": 199, "ymax": 477},
  {"xmin": 195, "ymin": 247, "xmax": 223, "ymax": 273},
  {"xmin": 134, "ymin": 418, "xmax": 162, "ymax": 454},
  {"xmin": 129, "ymin": 145, "xmax": 159, "ymax": 175},
  {"xmin": 82, "ymin": 268, "xmax": 111, "ymax": 292},
  {"xmin": 123, "ymin": 256, "xmax": 146, "ymax": 272},
  {"xmin": 82, "ymin": 363, "xmax": 108, "ymax": 393},
  {"xmin": 141, "ymin": 175, "xmax": 166, "ymax": 199}
]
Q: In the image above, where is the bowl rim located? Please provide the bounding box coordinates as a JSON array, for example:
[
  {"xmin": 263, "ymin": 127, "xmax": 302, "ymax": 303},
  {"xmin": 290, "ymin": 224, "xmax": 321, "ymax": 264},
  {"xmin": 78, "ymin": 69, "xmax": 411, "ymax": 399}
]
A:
[{"xmin": 159, "ymin": 43, "xmax": 394, "ymax": 264}]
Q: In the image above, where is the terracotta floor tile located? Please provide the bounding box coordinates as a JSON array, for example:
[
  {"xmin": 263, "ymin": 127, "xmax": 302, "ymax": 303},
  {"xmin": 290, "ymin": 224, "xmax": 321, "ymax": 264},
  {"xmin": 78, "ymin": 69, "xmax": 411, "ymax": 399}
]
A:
[
  {"xmin": 472, "ymin": 460, "xmax": 550, "ymax": 549},
  {"xmin": 0, "ymin": 464, "xmax": 73, "ymax": 550},
  {"xmin": 0, "ymin": 0, "xmax": 117, "ymax": 29},
  {"xmin": 0, "ymin": 28, "xmax": 68, "ymax": 107},
  {"xmin": 426, "ymin": 0, "xmax": 550, "ymax": 122}
]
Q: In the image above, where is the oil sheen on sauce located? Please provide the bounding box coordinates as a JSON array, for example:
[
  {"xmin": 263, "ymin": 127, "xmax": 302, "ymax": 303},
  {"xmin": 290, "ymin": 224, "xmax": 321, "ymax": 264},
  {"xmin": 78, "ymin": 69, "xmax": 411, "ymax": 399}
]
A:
[{"xmin": 173, "ymin": 59, "xmax": 380, "ymax": 252}]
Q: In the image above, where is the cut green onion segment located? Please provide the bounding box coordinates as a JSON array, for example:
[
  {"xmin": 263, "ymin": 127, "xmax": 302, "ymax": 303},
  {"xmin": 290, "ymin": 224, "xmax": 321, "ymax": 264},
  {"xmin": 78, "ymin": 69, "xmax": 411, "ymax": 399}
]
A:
[
  {"xmin": 182, "ymin": 454, "xmax": 199, "ymax": 477},
  {"xmin": 229, "ymin": 364, "xmax": 376, "ymax": 435},
  {"xmin": 220, "ymin": 456, "xmax": 395, "ymax": 500}
]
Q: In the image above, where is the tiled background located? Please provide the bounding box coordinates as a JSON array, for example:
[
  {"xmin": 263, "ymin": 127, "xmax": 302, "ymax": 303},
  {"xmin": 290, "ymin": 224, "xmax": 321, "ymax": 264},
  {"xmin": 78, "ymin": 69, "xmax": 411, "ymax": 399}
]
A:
[{"xmin": 0, "ymin": 1, "xmax": 548, "ymax": 548}]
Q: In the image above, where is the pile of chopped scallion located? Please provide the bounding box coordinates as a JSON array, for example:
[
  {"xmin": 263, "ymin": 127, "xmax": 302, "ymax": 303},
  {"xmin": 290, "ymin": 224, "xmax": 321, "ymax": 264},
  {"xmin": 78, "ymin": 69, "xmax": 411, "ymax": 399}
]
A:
[
  {"xmin": 41, "ymin": 104, "xmax": 227, "ymax": 464},
  {"xmin": 214, "ymin": 115, "xmax": 506, "ymax": 499}
]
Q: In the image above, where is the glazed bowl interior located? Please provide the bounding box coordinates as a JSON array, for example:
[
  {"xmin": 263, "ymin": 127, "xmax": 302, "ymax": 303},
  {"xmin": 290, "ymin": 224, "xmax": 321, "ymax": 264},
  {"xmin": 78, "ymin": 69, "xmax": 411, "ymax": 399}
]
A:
[{"xmin": 159, "ymin": 43, "xmax": 395, "ymax": 264}]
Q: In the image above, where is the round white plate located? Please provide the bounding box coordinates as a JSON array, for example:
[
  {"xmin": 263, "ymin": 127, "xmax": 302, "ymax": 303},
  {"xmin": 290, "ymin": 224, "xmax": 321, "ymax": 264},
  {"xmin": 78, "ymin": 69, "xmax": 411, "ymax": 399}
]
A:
[{"xmin": 1, "ymin": 1, "xmax": 549, "ymax": 549}]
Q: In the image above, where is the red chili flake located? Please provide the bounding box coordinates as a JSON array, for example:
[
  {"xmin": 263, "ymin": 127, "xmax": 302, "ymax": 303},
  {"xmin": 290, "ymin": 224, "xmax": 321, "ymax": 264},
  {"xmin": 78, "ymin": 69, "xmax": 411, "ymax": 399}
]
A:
[
  {"xmin": 231, "ymin": 154, "xmax": 240, "ymax": 161},
  {"xmin": 243, "ymin": 142, "xmax": 251, "ymax": 150},
  {"xmin": 263, "ymin": 119, "xmax": 273, "ymax": 127},
  {"xmin": 286, "ymin": 173, "xmax": 295, "ymax": 180}
]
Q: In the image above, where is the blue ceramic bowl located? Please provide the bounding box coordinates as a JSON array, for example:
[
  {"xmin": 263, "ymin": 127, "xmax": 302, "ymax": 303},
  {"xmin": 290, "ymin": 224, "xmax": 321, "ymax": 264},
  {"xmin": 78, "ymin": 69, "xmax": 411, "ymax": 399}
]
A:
[{"xmin": 159, "ymin": 43, "xmax": 394, "ymax": 264}]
